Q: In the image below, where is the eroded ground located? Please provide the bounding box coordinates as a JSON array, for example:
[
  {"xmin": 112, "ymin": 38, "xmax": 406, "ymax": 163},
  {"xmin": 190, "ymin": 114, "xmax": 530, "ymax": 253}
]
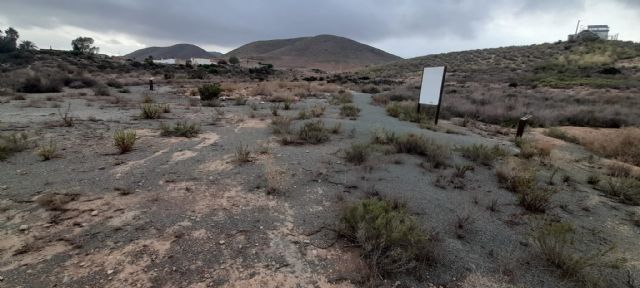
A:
[{"xmin": 1, "ymin": 85, "xmax": 639, "ymax": 288}]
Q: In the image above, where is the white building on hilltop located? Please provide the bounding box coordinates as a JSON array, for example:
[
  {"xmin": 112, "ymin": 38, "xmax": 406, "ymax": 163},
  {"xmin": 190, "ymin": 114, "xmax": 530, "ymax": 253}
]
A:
[
  {"xmin": 586, "ymin": 25, "xmax": 609, "ymax": 40},
  {"xmin": 153, "ymin": 58, "xmax": 176, "ymax": 65}
]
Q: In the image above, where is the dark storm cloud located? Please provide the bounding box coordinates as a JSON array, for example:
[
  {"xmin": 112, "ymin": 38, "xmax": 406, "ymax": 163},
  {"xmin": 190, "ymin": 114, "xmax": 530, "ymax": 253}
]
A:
[
  {"xmin": 0, "ymin": 0, "xmax": 637, "ymax": 56},
  {"xmin": 0, "ymin": 0, "xmax": 581, "ymax": 46}
]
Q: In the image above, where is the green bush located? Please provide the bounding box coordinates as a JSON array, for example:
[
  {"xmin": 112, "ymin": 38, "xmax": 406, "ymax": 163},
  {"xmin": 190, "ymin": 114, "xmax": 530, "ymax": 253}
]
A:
[
  {"xmin": 198, "ymin": 83, "xmax": 223, "ymax": 101},
  {"xmin": 113, "ymin": 130, "xmax": 136, "ymax": 154},
  {"xmin": 340, "ymin": 198, "xmax": 432, "ymax": 275},
  {"xmin": 160, "ymin": 121, "xmax": 200, "ymax": 138},
  {"xmin": 298, "ymin": 120, "xmax": 329, "ymax": 144}
]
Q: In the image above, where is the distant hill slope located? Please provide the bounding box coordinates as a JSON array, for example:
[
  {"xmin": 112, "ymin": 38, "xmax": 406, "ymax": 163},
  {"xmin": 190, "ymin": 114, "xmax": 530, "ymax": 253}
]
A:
[
  {"xmin": 358, "ymin": 40, "xmax": 640, "ymax": 85},
  {"xmin": 227, "ymin": 34, "xmax": 402, "ymax": 70},
  {"xmin": 124, "ymin": 44, "xmax": 213, "ymax": 60}
]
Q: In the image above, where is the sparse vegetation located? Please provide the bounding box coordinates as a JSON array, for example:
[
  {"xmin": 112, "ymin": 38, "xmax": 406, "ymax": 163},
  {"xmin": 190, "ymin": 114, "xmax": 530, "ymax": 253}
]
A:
[
  {"xmin": 160, "ymin": 121, "xmax": 200, "ymax": 138},
  {"xmin": 340, "ymin": 104, "xmax": 360, "ymax": 119},
  {"xmin": 457, "ymin": 144, "xmax": 507, "ymax": 166},
  {"xmin": 234, "ymin": 143, "xmax": 251, "ymax": 163},
  {"xmin": 36, "ymin": 139, "xmax": 57, "ymax": 161},
  {"xmin": 600, "ymin": 175, "xmax": 640, "ymax": 206},
  {"xmin": 0, "ymin": 132, "xmax": 29, "ymax": 160},
  {"xmin": 518, "ymin": 187, "xmax": 554, "ymax": 213},
  {"xmin": 35, "ymin": 193, "xmax": 78, "ymax": 211},
  {"xmin": 533, "ymin": 221, "xmax": 613, "ymax": 282},
  {"xmin": 496, "ymin": 157, "xmax": 537, "ymax": 194},
  {"xmin": 264, "ymin": 161, "xmax": 287, "ymax": 195},
  {"xmin": 340, "ymin": 198, "xmax": 432, "ymax": 276},
  {"xmin": 330, "ymin": 91, "xmax": 353, "ymax": 105},
  {"xmin": 344, "ymin": 143, "xmax": 370, "ymax": 165},
  {"xmin": 544, "ymin": 127, "xmax": 578, "ymax": 143},
  {"xmin": 270, "ymin": 116, "xmax": 292, "ymax": 135},
  {"xmin": 298, "ymin": 120, "xmax": 329, "ymax": 144},
  {"xmin": 140, "ymin": 103, "xmax": 163, "ymax": 119},
  {"xmin": 113, "ymin": 130, "xmax": 136, "ymax": 154},
  {"xmin": 58, "ymin": 104, "xmax": 74, "ymax": 127}
]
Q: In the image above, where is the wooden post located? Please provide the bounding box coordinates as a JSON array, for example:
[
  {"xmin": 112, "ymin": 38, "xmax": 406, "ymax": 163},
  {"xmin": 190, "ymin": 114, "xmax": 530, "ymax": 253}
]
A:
[
  {"xmin": 516, "ymin": 115, "xmax": 532, "ymax": 138},
  {"xmin": 149, "ymin": 79, "xmax": 154, "ymax": 91}
]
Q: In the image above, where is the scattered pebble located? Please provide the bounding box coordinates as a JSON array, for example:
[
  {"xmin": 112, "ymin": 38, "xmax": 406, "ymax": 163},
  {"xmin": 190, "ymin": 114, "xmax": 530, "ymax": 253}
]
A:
[
  {"xmin": 107, "ymin": 270, "xmax": 114, "ymax": 275},
  {"xmin": 219, "ymin": 240, "xmax": 225, "ymax": 245},
  {"xmin": 19, "ymin": 225, "xmax": 29, "ymax": 231},
  {"xmin": 0, "ymin": 185, "xmax": 7, "ymax": 190},
  {"xmin": 91, "ymin": 210, "xmax": 99, "ymax": 216}
]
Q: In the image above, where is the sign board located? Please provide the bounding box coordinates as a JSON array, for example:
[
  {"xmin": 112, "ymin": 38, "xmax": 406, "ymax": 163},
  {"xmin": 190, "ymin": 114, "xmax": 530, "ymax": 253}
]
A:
[{"xmin": 418, "ymin": 66, "xmax": 446, "ymax": 105}]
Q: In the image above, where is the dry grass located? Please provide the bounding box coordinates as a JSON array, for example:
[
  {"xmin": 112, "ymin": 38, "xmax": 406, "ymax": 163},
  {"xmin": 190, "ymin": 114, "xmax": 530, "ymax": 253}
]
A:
[
  {"xmin": 516, "ymin": 138, "xmax": 553, "ymax": 159},
  {"xmin": 160, "ymin": 121, "xmax": 200, "ymax": 138},
  {"xmin": 298, "ymin": 120, "xmax": 329, "ymax": 144},
  {"xmin": 113, "ymin": 130, "xmax": 136, "ymax": 154},
  {"xmin": 496, "ymin": 157, "xmax": 537, "ymax": 194},
  {"xmin": 0, "ymin": 132, "xmax": 29, "ymax": 161},
  {"xmin": 234, "ymin": 143, "xmax": 251, "ymax": 163},
  {"xmin": 567, "ymin": 127, "xmax": 640, "ymax": 167},
  {"xmin": 270, "ymin": 116, "xmax": 293, "ymax": 135},
  {"xmin": 340, "ymin": 104, "xmax": 361, "ymax": 119},
  {"xmin": 264, "ymin": 160, "xmax": 287, "ymax": 195},
  {"xmin": 36, "ymin": 139, "xmax": 57, "ymax": 161},
  {"xmin": 35, "ymin": 192, "xmax": 79, "ymax": 211},
  {"xmin": 533, "ymin": 220, "xmax": 613, "ymax": 283},
  {"xmin": 344, "ymin": 143, "xmax": 370, "ymax": 165},
  {"xmin": 518, "ymin": 187, "xmax": 554, "ymax": 213},
  {"xmin": 140, "ymin": 103, "xmax": 164, "ymax": 119},
  {"xmin": 599, "ymin": 175, "xmax": 640, "ymax": 206},
  {"xmin": 457, "ymin": 144, "xmax": 507, "ymax": 166}
]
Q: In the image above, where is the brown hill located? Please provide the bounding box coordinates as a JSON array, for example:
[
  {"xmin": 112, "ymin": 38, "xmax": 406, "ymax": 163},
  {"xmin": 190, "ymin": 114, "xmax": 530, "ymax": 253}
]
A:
[
  {"xmin": 124, "ymin": 44, "xmax": 217, "ymax": 60},
  {"xmin": 226, "ymin": 34, "xmax": 402, "ymax": 70}
]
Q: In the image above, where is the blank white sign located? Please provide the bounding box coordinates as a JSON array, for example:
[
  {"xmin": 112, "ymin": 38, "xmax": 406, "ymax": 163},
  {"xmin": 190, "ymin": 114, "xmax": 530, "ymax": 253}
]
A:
[{"xmin": 419, "ymin": 67, "xmax": 445, "ymax": 105}]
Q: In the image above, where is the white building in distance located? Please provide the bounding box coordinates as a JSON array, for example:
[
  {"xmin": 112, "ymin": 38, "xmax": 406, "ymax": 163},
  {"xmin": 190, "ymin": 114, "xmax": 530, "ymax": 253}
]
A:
[{"xmin": 586, "ymin": 25, "xmax": 609, "ymax": 40}]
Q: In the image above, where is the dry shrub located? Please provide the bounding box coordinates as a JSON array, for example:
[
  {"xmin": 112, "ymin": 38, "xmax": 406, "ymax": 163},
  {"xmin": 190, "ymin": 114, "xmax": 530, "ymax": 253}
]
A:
[
  {"xmin": 160, "ymin": 121, "xmax": 200, "ymax": 138},
  {"xmin": 393, "ymin": 134, "xmax": 449, "ymax": 168},
  {"xmin": 599, "ymin": 175, "xmax": 640, "ymax": 206},
  {"xmin": 518, "ymin": 187, "xmax": 554, "ymax": 213},
  {"xmin": 113, "ymin": 130, "xmax": 136, "ymax": 154},
  {"xmin": 533, "ymin": 220, "xmax": 613, "ymax": 282},
  {"xmin": 0, "ymin": 132, "xmax": 29, "ymax": 161},
  {"xmin": 36, "ymin": 139, "xmax": 57, "ymax": 161},
  {"xmin": 264, "ymin": 160, "xmax": 287, "ymax": 195},
  {"xmin": 310, "ymin": 104, "xmax": 326, "ymax": 117},
  {"xmin": 251, "ymin": 83, "xmax": 273, "ymax": 97},
  {"xmin": 340, "ymin": 104, "xmax": 361, "ymax": 119},
  {"xmin": 234, "ymin": 143, "xmax": 251, "ymax": 163},
  {"xmin": 496, "ymin": 157, "xmax": 537, "ymax": 193},
  {"xmin": 271, "ymin": 116, "xmax": 292, "ymax": 135},
  {"xmin": 345, "ymin": 143, "xmax": 370, "ymax": 165},
  {"xmin": 544, "ymin": 127, "xmax": 578, "ymax": 143},
  {"xmin": 298, "ymin": 120, "xmax": 329, "ymax": 144},
  {"xmin": 457, "ymin": 144, "xmax": 507, "ymax": 166},
  {"xmin": 340, "ymin": 198, "xmax": 432, "ymax": 276},
  {"xmin": 330, "ymin": 91, "xmax": 353, "ymax": 105},
  {"xmin": 516, "ymin": 138, "xmax": 552, "ymax": 159},
  {"xmin": 140, "ymin": 103, "xmax": 163, "ymax": 119},
  {"xmin": 35, "ymin": 193, "xmax": 79, "ymax": 211}
]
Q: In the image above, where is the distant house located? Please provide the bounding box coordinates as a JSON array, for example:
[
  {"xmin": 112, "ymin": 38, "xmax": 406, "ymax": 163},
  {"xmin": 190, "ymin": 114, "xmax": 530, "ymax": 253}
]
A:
[
  {"xmin": 586, "ymin": 25, "xmax": 609, "ymax": 40},
  {"xmin": 153, "ymin": 58, "xmax": 176, "ymax": 65},
  {"xmin": 191, "ymin": 58, "xmax": 215, "ymax": 65}
]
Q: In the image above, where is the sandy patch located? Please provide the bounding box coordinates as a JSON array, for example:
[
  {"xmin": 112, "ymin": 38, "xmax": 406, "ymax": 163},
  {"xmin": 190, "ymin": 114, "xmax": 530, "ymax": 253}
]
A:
[
  {"xmin": 112, "ymin": 148, "xmax": 170, "ymax": 178},
  {"xmin": 170, "ymin": 150, "xmax": 198, "ymax": 163},
  {"xmin": 197, "ymin": 154, "xmax": 234, "ymax": 173},
  {"xmin": 194, "ymin": 132, "xmax": 220, "ymax": 149}
]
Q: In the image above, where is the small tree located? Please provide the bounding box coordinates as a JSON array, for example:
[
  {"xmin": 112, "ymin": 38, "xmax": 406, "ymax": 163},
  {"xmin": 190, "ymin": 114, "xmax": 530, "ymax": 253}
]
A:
[
  {"xmin": 71, "ymin": 37, "xmax": 99, "ymax": 54},
  {"xmin": 18, "ymin": 40, "xmax": 37, "ymax": 51},
  {"xmin": 229, "ymin": 56, "xmax": 240, "ymax": 65},
  {"xmin": 0, "ymin": 27, "xmax": 19, "ymax": 53},
  {"xmin": 144, "ymin": 55, "xmax": 154, "ymax": 65}
]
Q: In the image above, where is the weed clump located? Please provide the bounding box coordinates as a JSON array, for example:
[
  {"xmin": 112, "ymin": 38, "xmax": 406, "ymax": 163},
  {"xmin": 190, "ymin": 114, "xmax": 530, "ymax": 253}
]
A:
[
  {"xmin": 264, "ymin": 161, "xmax": 287, "ymax": 195},
  {"xmin": 518, "ymin": 187, "xmax": 554, "ymax": 213},
  {"xmin": 533, "ymin": 220, "xmax": 613, "ymax": 281},
  {"xmin": 330, "ymin": 91, "xmax": 353, "ymax": 105},
  {"xmin": 340, "ymin": 198, "xmax": 432, "ymax": 276},
  {"xmin": 140, "ymin": 103, "xmax": 163, "ymax": 119},
  {"xmin": 35, "ymin": 193, "xmax": 78, "ymax": 211},
  {"xmin": 457, "ymin": 144, "xmax": 507, "ymax": 166},
  {"xmin": 544, "ymin": 127, "xmax": 578, "ymax": 143},
  {"xmin": 393, "ymin": 134, "xmax": 449, "ymax": 168},
  {"xmin": 160, "ymin": 121, "xmax": 200, "ymax": 138},
  {"xmin": 113, "ymin": 130, "xmax": 136, "ymax": 154},
  {"xmin": 600, "ymin": 175, "xmax": 640, "ymax": 206},
  {"xmin": 234, "ymin": 143, "xmax": 251, "ymax": 163},
  {"xmin": 0, "ymin": 133, "xmax": 29, "ymax": 160},
  {"xmin": 344, "ymin": 143, "xmax": 370, "ymax": 165},
  {"xmin": 36, "ymin": 139, "xmax": 57, "ymax": 161},
  {"xmin": 298, "ymin": 120, "xmax": 329, "ymax": 144},
  {"xmin": 340, "ymin": 104, "xmax": 361, "ymax": 119},
  {"xmin": 496, "ymin": 157, "xmax": 537, "ymax": 193},
  {"xmin": 270, "ymin": 116, "xmax": 292, "ymax": 135}
]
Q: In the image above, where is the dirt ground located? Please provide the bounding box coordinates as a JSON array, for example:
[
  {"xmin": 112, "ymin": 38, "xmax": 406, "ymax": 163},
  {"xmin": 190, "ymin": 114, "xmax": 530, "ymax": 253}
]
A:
[{"xmin": 1, "ymin": 84, "xmax": 639, "ymax": 287}]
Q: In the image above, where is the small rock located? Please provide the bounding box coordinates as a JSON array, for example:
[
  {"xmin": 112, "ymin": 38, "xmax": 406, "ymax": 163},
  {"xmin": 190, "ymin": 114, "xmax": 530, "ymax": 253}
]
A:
[
  {"xmin": 219, "ymin": 240, "xmax": 225, "ymax": 245},
  {"xmin": 0, "ymin": 185, "xmax": 8, "ymax": 190},
  {"xmin": 98, "ymin": 166, "xmax": 106, "ymax": 170},
  {"xmin": 303, "ymin": 240, "xmax": 310, "ymax": 244},
  {"xmin": 107, "ymin": 270, "xmax": 114, "ymax": 275},
  {"xmin": 91, "ymin": 210, "xmax": 99, "ymax": 216},
  {"xmin": 19, "ymin": 225, "xmax": 29, "ymax": 231},
  {"xmin": 0, "ymin": 275, "xmax": 4, "ymax": 281}
]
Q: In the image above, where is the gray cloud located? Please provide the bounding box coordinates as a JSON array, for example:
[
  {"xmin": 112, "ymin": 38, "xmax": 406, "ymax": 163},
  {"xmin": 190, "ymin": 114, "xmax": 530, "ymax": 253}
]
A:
[{"xmin": 0, "ymin": 0, "xmax": 637, "ymax": 57}]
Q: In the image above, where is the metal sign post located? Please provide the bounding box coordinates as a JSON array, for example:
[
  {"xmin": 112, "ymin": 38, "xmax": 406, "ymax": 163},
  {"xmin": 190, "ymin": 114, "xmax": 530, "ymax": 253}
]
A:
[{"xmin": 149, "ymin": 78, "xmax": 154, "ymax": 91}]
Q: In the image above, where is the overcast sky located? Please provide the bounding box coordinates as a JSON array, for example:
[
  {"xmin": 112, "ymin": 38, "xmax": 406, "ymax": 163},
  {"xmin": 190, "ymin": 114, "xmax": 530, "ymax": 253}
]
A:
[{"xmin": 1, "ymin": 0, "xmax": 638, "ymax": 58}]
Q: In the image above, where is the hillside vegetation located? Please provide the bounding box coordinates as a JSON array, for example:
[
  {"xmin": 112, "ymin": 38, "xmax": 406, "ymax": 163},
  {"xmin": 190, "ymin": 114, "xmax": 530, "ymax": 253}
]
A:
[
  {"xmin": 227, "ymin": 34, "xmax": 402, "ymax": 69},
  {"xmin": 351, "ymin": 40, "xmax": 640, "ymax": 127}
]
